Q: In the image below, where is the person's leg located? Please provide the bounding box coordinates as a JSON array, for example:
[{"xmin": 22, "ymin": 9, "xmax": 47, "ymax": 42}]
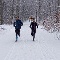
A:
[
  {"xmin": 31, "ymin": 30, "xmax": 33, "ymax": 36},
  {"xmin": 17, "ymin": 29, "xmax": 20, "ymax": 37},
  {"xmin": 34, "ymin": 33, "xmax": 35, "ymax": 38},
  {"xmin": 18, "ymin": 29, "xmax": 20, "ymax": 37},
  {"xmin": 15, "ymin": 29, "xmax": 18, "ymax": 42},
  {"xmin": 16, "ymin": 33, "xmax": 18, "ymax": 42}
]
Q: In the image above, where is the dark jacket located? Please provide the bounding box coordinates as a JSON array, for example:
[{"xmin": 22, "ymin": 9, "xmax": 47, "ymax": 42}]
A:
[
  {"xmin": 14, "ymin": 19, "xmax": 23, "ymax": 29},
  {"xmin": 30, "ymin": 22, "xmax": 38, "ymax": 33}
]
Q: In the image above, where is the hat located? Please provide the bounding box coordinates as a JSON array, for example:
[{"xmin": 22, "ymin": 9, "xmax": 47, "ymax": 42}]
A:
[{"xmin": 29, "ymin": 16, "xmax": 35, "ymax": 20}]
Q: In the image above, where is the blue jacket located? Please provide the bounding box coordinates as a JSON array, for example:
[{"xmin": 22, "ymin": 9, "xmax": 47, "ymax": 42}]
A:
[{"xmin": 13, "ymin": 19, "xmax": 23, "ymax": 29}]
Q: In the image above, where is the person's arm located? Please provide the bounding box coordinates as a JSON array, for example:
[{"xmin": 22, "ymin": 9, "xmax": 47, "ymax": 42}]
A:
[
  {"xmin": 21, "ymin": 21, "xmax": 23, "ymax": 26},
  {"xmin": 19, "ymin": 20, "xmax": 23, "ymax": 26},
  {"xmin": 30, "ymin": 22, "xmax": 32, "ymax": 28},
  {"xmin": 36, "ymin": 22, "xmax": 38, "ymax": 28}
]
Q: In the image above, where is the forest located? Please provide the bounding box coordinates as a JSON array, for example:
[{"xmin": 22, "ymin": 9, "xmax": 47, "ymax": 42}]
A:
[{"xmin": 0, "ymin": 0, "xmax": 60, "ymax": 32}]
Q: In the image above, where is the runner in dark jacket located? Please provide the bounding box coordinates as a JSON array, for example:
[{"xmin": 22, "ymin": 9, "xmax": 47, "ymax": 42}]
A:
[
  {"xmin": 30, "ymin": 18, "xmax": 38, "ymax": 37},
  {"xmin": 13, "ymin": 16, "xmax": 23, "ymax": 42}
]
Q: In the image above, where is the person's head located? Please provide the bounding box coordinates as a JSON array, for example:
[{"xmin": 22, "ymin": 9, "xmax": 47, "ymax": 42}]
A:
[
  {"xmin": 15, "ymin": 16, "xmax": 19, "ymax": 20},
  {"xmin": 29, "ymin": 16, "xmax": 35, "ymax": 21},
  {"xmin": 32, "ymin": 18, "xmax": 35, "ymax": 22}
]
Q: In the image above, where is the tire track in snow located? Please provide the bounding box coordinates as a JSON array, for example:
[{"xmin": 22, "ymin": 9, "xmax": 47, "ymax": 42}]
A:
[{"xmin": 4, "ymin": 42, "xmax": 16, "ymax": 60}]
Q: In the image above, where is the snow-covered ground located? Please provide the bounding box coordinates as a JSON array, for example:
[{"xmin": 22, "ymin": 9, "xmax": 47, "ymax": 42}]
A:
[{"xmin": 0, "ymin": 21, "xmax": 60, "ymax": 60}]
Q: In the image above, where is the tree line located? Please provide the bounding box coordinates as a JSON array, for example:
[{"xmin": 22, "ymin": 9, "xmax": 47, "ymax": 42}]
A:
[{"xmin": 0, "ymin": 0, "xmax": 60, "ymax": 25}]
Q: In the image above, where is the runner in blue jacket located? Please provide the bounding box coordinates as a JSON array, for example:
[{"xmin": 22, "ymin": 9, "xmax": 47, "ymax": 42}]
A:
[{"xmin": 13, "ymin": 16, "xmax": 23, "ymax": 42}]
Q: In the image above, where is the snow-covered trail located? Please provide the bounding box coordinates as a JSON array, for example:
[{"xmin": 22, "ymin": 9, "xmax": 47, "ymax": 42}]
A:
[{"xmin": 0, "ymin": 21, "xmax": 60, "ymax": 60}]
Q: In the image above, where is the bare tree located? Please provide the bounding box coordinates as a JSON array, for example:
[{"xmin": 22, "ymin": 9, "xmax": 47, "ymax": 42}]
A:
[
  {"xmin": 0, "ymin": 0, "xmax": 3, "ymax": 25},
  {"xmin": 38, "ymin": 0, "xmax": 42, "ymax": 21}
]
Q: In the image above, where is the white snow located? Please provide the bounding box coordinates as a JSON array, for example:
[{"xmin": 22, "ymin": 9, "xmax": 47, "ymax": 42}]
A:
[{"xmin": 0, "ymin": 21, "xmax": 60, "ymax": 60}]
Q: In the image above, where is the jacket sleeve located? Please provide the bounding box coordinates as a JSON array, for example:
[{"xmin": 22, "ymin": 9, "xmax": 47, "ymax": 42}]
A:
[
  {"xmin": 30, "ymin": 22, "xmax": 32, "ymax": 28},
  {"xmin": 19, "ymin": 20, "xmax": 23, "ymax": 26},
  {"xmin": 21, "ymin": 21, "xmax": 23, "ymax": 26},
  {"xmin": 36, "ymin": 23, "xmax": 38, "ymax": 28}
]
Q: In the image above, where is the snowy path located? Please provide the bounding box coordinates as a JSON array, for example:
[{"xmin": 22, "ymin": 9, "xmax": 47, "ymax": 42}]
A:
[{"xmin": 0, "ymin": 22, "xmax": 60, "ymax": 60}]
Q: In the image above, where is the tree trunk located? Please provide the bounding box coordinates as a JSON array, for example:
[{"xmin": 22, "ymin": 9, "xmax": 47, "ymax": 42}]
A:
[{"xmin": 0, "ymin": 0, "xmax": 3, "ymax": 25}]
